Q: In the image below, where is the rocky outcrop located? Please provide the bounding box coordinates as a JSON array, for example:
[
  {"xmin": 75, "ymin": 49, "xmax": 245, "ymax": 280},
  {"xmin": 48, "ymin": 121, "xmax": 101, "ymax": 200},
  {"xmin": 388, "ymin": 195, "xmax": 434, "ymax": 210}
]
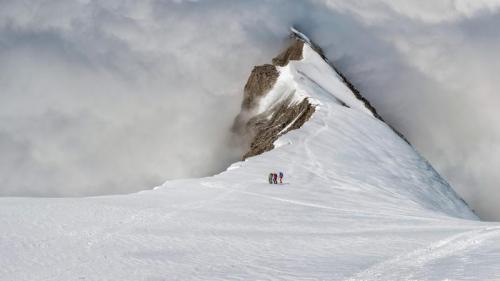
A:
[
  {"xmin": 240, "ymin": 38, "xmax": 304, "ymax": 113},
  {"xmin": 233, "ymin": 36, "xmax": 315, "ymax": 160},
  {"xmin": 272, "ymin": 40, "xmax": 304, "ymax": 66},
  {"xmin": 241, "ymin": 64, "xmax": 279, "ymax": 111},
  {"xmin": 243, "ymin": 97, "xmax": 315, "ymax": 159}
]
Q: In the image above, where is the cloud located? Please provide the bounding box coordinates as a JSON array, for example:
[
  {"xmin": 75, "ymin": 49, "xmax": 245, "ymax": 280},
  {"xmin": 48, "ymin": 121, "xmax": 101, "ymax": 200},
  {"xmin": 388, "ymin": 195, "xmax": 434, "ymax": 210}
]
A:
[{"xmin": 1, "ymin": 0, "xmax": 500, "ymax": 220}]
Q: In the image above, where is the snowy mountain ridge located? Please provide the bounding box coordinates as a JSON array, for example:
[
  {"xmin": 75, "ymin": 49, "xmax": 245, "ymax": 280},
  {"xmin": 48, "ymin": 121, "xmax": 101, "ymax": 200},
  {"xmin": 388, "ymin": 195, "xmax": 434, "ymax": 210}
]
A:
[
  {"xmin": 235, "ymin": 29, "xmax": 473, "ymax": 219},
  {"xmin": 2, "ymin": 29, "xmax": 500, "ymax": 281},
  {"xmin": 234, "ymin": 28, "xmax": 410, "ymax": 161}
]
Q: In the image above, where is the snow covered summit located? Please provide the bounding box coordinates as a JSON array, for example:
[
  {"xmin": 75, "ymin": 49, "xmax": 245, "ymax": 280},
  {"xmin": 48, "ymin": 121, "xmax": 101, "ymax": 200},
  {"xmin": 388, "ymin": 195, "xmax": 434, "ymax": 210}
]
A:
[
  {"xmin": 2, "ymin": 29, "xmax": 500, "ymax": 281},
  {"xmin": 233, "ymin": 28, "xmax": 473, "ymax": 220}
]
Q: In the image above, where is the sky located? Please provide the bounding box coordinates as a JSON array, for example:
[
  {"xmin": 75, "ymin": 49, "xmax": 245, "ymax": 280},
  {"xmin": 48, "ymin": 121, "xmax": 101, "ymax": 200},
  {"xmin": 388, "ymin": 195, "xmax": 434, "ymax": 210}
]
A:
[{"xmin": 0, "ymin": 0, "xmax": 499, "ymax": 220}]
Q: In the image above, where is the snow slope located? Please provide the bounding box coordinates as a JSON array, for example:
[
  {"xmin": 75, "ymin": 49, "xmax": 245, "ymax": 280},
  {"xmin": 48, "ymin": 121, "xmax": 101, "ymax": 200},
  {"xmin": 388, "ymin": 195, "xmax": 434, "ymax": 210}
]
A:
[{"xmin": 1, "ymin": 34, "xmax": 500, "ymax": 281}]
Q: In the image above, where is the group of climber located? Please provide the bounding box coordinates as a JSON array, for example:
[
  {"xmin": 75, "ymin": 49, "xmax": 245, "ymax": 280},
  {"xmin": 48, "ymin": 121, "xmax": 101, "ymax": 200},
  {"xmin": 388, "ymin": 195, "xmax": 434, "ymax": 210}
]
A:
[{"xmin": 268, "ymin": 172, "xmax": 284, "ymax": 184}]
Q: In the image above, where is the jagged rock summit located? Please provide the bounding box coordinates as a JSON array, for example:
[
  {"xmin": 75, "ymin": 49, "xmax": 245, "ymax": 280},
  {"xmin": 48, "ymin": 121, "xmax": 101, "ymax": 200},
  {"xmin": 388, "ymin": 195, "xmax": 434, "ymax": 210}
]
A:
[
  {"xmin": 234, "ymin": 28, "xmax": 407, "ymax": 160},
  {"xmin": 2, "ymin": 28, "xmax": 500, "ymax": 281}
]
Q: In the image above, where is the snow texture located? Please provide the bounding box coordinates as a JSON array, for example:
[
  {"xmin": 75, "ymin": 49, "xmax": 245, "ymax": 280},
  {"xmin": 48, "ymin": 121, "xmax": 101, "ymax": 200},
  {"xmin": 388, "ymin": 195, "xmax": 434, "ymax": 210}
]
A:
[{"xmin": 1, "ymin": 41, "xmax": 499, "ymax": 281}]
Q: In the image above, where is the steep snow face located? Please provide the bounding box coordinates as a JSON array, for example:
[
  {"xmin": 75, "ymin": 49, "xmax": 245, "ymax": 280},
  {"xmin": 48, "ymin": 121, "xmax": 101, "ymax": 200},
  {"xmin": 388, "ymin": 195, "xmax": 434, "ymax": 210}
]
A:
[
  {"xmin": 2, "ymin": 35, "xmax": 500, "ymax": 281},
  {"xmin": 252, "ymin": 39, "xmax": 474, "ymax": 220}
]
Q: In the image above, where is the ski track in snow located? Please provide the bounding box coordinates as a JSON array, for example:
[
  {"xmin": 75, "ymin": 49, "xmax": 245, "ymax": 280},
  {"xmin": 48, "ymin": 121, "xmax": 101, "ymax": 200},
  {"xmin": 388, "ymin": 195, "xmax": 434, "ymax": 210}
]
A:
[
  {"xmin": 303, "ymin": 108, "xmax": 329, "ymax": 181},
  {"xmin": 346, "ymin": 226, "xmax": 500, "ymax": 281}
]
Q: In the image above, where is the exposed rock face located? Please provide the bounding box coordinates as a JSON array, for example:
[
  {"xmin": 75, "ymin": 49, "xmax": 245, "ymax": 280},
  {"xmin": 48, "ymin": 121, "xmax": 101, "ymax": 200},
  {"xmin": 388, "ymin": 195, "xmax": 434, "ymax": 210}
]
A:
[
  {"xmin": 272, "ymin": 40, "xmax": 304, "ymax": 66},
  {"xmin": 241, "ymin": 64, "xmax": 279, "ymax": 111},
  {"xmin": 243, "ymin": 97, "xmax": 315, "ymax": 159},
  {"xmin": 233, "ymin": 36, "xmax": 315, "ymax": 160},
  {"xmin": 240, "ymin": 38, "xmax": 304, "ymax": 113}
]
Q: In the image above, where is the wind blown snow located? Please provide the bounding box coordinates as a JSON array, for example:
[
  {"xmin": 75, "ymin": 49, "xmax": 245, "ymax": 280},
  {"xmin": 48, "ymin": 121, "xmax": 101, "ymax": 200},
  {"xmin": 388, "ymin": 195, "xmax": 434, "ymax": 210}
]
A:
[{"xmin": 1, "ymin": 0, "xmax": 500, "ymax": 220}]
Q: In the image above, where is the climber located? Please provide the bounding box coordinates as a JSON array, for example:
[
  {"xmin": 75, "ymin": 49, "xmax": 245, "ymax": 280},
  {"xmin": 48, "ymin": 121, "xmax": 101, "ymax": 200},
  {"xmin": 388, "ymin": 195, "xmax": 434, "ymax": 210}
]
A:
[
  {"xmin": 268, "ymin": 173, "xmax": 274, "ymax": 184},
  {"xmin": 279, "ymin": 172, "xmax": 283, "ymax": 184}
]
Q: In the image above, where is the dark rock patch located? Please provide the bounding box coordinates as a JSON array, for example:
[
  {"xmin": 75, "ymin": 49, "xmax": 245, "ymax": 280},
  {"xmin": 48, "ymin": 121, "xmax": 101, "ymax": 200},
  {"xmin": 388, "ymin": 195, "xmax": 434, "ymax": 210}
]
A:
[
  {"xmin": 272, "ymin": 40, "xmax": 304, "ymax": 67},
  {"xmin": 233, "ymin": 37, "xmax": 316, "ymax": 160},
  {"xmin": 242, "ymin": 97, "xmax": 316, "ymax": 159},
  {"xmin": 241, "ymin": 64, "xmax": 279, "ymax": 111}
]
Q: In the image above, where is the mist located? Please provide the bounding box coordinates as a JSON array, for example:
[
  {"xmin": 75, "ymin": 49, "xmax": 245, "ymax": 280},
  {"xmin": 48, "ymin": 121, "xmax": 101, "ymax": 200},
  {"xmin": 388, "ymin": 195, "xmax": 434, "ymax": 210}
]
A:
[{"xmin": 1, "ymin": 0, "xmax": 500, "ymax": 220}]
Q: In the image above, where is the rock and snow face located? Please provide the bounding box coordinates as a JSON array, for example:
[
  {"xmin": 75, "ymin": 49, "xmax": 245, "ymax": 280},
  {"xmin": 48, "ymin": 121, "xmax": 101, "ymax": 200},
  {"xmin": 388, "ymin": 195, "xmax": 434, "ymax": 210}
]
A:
[
  {"xmin": 233, "ymin": 37, "xmax": 316, "ymax": 160},
  {"xmin": 234, "ymin": 31, "xmax": 407, "ymax": 161},
  {"xmin": 2, "ymin": 31, "xmax": 500, "ymax": 280}
]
